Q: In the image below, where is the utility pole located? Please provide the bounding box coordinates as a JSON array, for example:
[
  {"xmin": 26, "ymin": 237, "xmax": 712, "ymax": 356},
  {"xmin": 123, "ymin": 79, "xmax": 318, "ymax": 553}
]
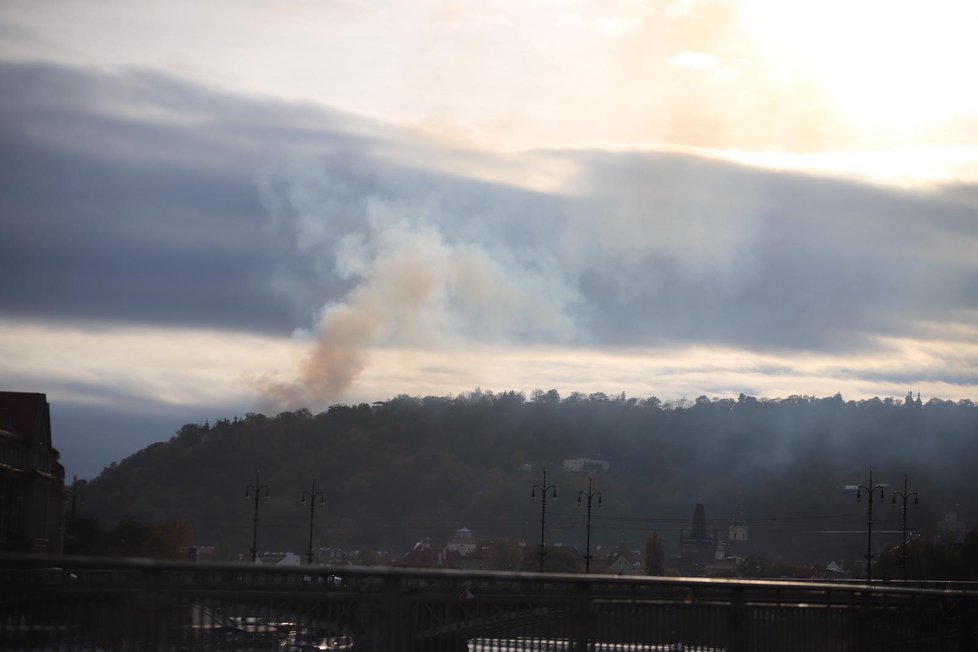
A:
[
  {"xmin": 577, "ymin": 475, "xmax": 602, "ymax": 573},
  {"xmin": 245, "ymin": 470, "xmax": 270, "ymax": 563},
  {"xmin": 531, "ymin": 469, "xmax": 557, "ymax": 573},
  {"xmin": 848, "ymin": 468, "xmax": 886, "ymax": 583},
  {"xmin": 891, "ymin": 474, "xmax": 919, "ymax": 580},
  {"xmin": 301, "ymin": 479, "xmax": 325, "ymax": 565}
]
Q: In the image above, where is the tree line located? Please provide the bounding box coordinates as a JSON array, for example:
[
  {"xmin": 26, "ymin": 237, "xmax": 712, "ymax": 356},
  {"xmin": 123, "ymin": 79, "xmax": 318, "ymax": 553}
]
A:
[{"xmin": 78, "ymin": 390, "xmax": 978, "ymax": 570}]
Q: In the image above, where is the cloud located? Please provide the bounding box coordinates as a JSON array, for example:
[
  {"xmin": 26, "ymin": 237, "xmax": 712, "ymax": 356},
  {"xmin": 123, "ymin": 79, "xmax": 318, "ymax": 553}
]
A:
[
  {"xmin": 557, "ymin": 12, "xmax": 646, "ymax": 37},
  {"xmin": 3, "ymin": 62, "xmax": 977, "ymax": 413},
  {"xmin": 0, "ymin": 319, "xmax": 296, "ymax": 409},
  {"xmin": 0, "ymin": 318, "xmax": 295, "ymax": 477},
  {"xmin": 8, "ymin": 315, "xmax": 976, "ymax": 478},
  {"xmin": 0, "ymin": 62, "xmax": 380, "ymax": 332},
  {"xmin": 667, "ymin": 50, "xmax": 723, "ymax": 70},
  {"xmin": 256, "ymin": 156, "xmax": 580, "ymax": 407},
  {"xmin": 257, "ymin": 145, "xmax": 978, "ymax": 405}
]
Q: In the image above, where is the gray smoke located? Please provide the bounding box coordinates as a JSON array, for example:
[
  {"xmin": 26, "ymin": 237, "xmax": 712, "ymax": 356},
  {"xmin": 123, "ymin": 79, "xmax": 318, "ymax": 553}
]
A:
[
  {"xmin": 255, "ymin": 143, "xmax": 978, "ymax": 409},
  {"xmin": 256, "ymin": 155, "xmax": 580, "ymax": 408}
]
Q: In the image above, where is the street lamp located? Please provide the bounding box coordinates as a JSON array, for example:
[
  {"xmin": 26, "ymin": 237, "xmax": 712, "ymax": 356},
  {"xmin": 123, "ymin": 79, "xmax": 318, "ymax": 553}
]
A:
[
  {"xmin": 577, "ymin": 475, "xmax": 602, "ymax": 573},
  {"xmin": 847, "ymin": 467, "xmax": 886, "ymax": 583},
  {"xmin": 301, "ymin": 479, "xmax": 325, "ymax": 565},
  {"xmin": 245, "ymin": 470, "xmax": 270, "ymax": 563},
  {"xmin": 66, "ymin": 475, "xmax": 84, "ymax": 553},
  {"xmin": 531, "ymin": 469, "xmax": 557, "ymax": 573},
  {"xmin": 891, "ymin": 474, "xmax": 919, "ymax": 580}
]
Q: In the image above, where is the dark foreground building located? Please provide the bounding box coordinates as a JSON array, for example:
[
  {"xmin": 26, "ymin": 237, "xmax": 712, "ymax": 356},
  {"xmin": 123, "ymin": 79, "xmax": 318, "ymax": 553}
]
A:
[{"xmin": 0, "ymin": 391, "xmax": 65, "ymax": 553}]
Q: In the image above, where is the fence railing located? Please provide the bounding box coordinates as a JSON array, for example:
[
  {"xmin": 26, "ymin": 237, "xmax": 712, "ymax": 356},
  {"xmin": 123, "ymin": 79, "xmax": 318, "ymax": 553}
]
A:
[{"xmin": 1, "ymin": 554, "xmax": 975, "ymax": 651}]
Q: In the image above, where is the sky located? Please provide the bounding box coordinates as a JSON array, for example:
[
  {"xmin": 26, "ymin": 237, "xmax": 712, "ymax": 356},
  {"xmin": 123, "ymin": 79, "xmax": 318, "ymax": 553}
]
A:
[{"xmin": 2, "ymin": 0, "xmax": 977, "ymax": 478}]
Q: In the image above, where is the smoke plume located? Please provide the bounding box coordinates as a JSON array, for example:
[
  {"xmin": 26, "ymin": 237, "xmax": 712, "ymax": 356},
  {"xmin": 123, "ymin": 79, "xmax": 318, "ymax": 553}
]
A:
[{"xmin": 255, "ymin": 156, "xmax": 579, "ymax": 409}]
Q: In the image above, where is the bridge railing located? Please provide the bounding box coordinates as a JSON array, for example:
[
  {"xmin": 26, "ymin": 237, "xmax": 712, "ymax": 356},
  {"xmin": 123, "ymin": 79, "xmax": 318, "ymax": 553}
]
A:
[{"xmin": 1, "ymin": 554, "xmax": 975, "ymax": 651}]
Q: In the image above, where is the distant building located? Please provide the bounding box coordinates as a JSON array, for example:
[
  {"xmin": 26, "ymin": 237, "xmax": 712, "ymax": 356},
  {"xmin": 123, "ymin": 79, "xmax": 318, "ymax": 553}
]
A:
[
  {"xmin": 714, "ymin": 540, "xmax": 727, "ymax": 561},
  {"xmin": 728, "ymin": 524, "xmax": 748, "ymax": 543},
  {"xmin": 445, "ymin": 527, "xmax": 477, "ymax": 555},
  {"xmin": 311, "ymin": 547, "xmax": 355, "ymax": 565},
  {"xmin": 458, "ymin": 538, "xmax": 525, "ymax": 572},
  {"xmin": 726, "ymin": 510, "xmax": 749, "ymax": 558},
  {"xmin": 397, "ymin": 537, "xmax": 455, "ymax": 569},
  {"xmin": 562, "ymin": 458, "xmax": 611, "ymax": 473},
  {"xmin": 185, "ymin": 544, "xmax": 216, "ymax": 561},
  {"xmin": 677, "ymin": 503, "xmax": 718, "ymax": 575},
  {"xmin": 937, "ymin": 512, "xmax": 967, "ymax": 544},
  {"xmin": 454, "ymin": 546, "xmax": 491, "ymax": 571},
  {"xmin": 0, "ymin": 392, "xmax": 65, "ymax": 553},
  {"xmin": 256, "ymin": 552, "xmax": 302, "ymax": 566},
  {"xmin": 596, "ymin": 542, "xmax": 641, "ymax": 575}
]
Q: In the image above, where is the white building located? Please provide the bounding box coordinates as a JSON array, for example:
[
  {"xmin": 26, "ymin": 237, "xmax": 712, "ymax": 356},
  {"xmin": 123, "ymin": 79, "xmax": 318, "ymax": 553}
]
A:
[
  {"xmin": 562, "ymin": 458, "xmax": 611, "ymax": 473},
  {"xmin": 445, "ymin": 527, "xmax": 477, "ymax": 555},
  {"xmin": 728, "ymin": 524, "xmax": 748, "ymax": 542}
]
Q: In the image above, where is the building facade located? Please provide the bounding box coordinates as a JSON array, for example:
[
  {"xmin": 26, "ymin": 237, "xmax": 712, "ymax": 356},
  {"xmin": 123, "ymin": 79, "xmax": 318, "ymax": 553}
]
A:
[{"xmin": 0, "ymin": 392, "xmax": 65, "ymax": 553}]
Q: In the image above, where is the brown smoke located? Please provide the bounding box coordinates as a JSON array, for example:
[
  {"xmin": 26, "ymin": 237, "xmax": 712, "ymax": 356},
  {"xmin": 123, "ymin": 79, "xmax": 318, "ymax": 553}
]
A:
[
  {"xmin": 256, "ymin": 222, "xmax": 451, "ymax": 410},
  {"xmin": 256, "ymin": 302, "xmax": 382, "ymax": 410}
]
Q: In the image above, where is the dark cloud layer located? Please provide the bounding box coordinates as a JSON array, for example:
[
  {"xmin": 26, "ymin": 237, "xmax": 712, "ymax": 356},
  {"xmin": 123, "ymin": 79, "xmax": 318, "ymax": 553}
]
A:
[
  {"xmin": 562, "ymin": 150, "xmax": 978, "ymax": 348},
  {"xmin": 0, "ymin": 62, "xmax": 363, "ymax": 331},
  {"xmin": 3, "ymin": 62, "xmax": 978, "ymax": 409}
]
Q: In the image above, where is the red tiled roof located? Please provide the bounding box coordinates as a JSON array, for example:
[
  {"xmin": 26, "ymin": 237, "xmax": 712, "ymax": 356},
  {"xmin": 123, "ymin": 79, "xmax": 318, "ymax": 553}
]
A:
[{"xmin": 396, "ymin": 547, "xmax": 440, "ymax": 568}]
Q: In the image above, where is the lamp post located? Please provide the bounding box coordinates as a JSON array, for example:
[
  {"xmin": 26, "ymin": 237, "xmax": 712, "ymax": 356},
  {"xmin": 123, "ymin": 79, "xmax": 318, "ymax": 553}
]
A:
[
  {"xmin": 577, "ymin": 475, "xmax": 602, "ymax": 573},
  {"xmin": 66, "ymin": 475, "xmax": 84, "ymax": 553},
  {"xmin": 301, "ymin": 479, "xmax": 325, "ymax": 565},
  {"xmin": 531, "ymin": 469, "xmax": 557, "ymax": 573},
  {"xmin": 891, "ymin": 474, "xmax": 919, "ymax": 580},
  {"xmin": 245, "ymin": 470, "xmax": 270, "ymax": 563},
  {"xmin": 849, "ymin": 468, "xmax": 886, "ymax": 583}
]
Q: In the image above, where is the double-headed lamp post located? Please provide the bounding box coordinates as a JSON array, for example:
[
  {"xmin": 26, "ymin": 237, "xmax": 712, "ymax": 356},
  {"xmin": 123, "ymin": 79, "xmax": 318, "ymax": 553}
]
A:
[
  {"xmin": 301, "ymin": 479, "xmax": 325, "ymax": 565},
  {"xmin": 891, "ymin": 474, "xmax": 919, "ymax": 580},
  {"xmin": 849, "ymin": 468, "xmax": 886, "ymax": 583},
  {"xmin": 531, "ymin": 469, "xmax": 557, "ymax": 573},
  {"xmin": 245, "ymin": 470, "xmax": 270, "ymax": 563},
  {"xmin": 577, "ymin": 475, "xmax": 602, "ymax": 574}
]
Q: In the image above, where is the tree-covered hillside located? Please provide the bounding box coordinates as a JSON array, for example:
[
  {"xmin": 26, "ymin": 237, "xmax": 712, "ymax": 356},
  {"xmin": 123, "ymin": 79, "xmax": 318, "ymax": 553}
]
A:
[{"xmin": 80, "ymin": 391, "xmax": 978, "ymax": 565}]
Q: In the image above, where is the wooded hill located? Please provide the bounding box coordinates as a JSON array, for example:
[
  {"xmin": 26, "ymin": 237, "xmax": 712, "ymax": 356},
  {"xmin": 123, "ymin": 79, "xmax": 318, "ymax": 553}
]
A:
[{"xmin": 79, "ymin": 391, "xmax": 978, "ymax": 565}]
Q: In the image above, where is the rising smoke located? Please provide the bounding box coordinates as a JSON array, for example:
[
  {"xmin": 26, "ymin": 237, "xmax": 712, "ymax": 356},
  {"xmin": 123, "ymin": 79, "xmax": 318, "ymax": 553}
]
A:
[
  {"xmin": 254, "ymin": 144, "xmax": 976, "ymax": 410},
  {"xmin": 255, "ymin": 155, "xmax": 581, "ymax": 408}
]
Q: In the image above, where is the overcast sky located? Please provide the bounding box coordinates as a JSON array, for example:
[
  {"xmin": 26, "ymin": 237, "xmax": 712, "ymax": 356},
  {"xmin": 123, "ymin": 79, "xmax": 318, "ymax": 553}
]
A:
[{"xmin": 2, "ymin": 0, "xmax": 977, "ymax": 478}]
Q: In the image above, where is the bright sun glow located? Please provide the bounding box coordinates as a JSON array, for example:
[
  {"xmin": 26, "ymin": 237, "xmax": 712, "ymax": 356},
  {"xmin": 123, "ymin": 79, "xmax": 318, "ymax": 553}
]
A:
[{"xmin": 739, "ymin": 0, "xmax": 978, "ymax": 140}]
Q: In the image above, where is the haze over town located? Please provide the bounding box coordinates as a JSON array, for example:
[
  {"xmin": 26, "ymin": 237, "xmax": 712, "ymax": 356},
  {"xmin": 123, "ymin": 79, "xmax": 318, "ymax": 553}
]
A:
[{"xmin": 2, "ymin": 0, "xmax": 977, "ymax": 478}]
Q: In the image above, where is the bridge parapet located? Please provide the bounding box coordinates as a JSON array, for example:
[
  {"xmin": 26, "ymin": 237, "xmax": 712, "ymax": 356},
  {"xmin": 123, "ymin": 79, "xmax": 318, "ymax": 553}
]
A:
[{"xmin": 1, "ymin": 554, "xmax": 975, "ymax": 651}]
